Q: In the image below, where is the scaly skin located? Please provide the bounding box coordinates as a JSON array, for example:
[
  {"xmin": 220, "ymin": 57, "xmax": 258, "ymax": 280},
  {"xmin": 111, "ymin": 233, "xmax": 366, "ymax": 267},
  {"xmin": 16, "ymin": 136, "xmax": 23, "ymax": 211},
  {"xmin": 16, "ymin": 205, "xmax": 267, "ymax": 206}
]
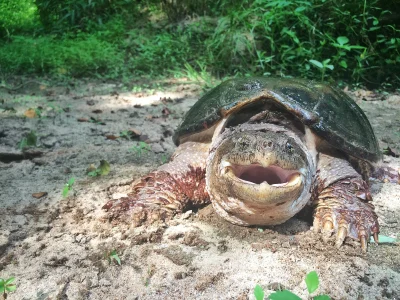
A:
[
  {"xmin": 102, "ymin": 141, "xmax": 397, "ymax": 252},
  {"xmin": 312, "ymin": 154, "xmax": 379, "ymax": 252},
  {"xmin": 103, "ymin": 142, "xmax": 210, "ymax": 226}
]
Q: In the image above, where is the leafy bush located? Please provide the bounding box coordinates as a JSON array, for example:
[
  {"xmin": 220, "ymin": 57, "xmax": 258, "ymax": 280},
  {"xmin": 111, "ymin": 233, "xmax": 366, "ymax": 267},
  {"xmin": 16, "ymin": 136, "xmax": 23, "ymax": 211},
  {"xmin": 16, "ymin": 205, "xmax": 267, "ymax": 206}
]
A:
[
  {"xmin": 0, "ymin": 0, "xmax": 398, "ymax": 85},
  {"xmin": 0, "ymin": 34, "xmax": 124, "ymax": 77},
  {"xmin": 35, "ymin": 0, "xmax": 142, "ymax": 33}
]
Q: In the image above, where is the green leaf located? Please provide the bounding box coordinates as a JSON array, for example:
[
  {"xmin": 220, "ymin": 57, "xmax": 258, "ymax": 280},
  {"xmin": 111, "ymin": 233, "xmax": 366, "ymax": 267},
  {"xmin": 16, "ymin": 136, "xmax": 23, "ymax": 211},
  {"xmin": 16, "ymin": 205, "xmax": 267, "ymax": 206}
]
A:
[
  {"xmin": 5, "ymin": 277, "xmax": 15, "ymax": 284},
  {"xmin": 339, "ymin": 60, "xmax": 348, "ymax": 69},
  {"xmin": 269, "ymin": 290, "xmax": 302, "ymax": 300},
  {"xmin": 62, "ymin": 185, "xmax": 70, "ymax": 198},
  {"xmin": 254, "ymin": 284, "xmax": 265, "ymax": 300},
  {"xmin": 295, "ymin": 6, "xmax": 306, "ymax": 12},
  {"xmin": 6, "ymin": 284, "xmax": 16, "ymax": 292},
  {"xmin": 309, "ymin": 60, "xmax": 323, "ymax": 69},
  {"xmin": 67, "ymin": 177, "xmax": 75, "ymax": 186},
  {"xmin": 18, "ymin": 137, "xmax": 28, "ymax": 150},
  {"xmin": 98, "ymin": 160, "xmax": 110, "ymax": 176},
  {"xmin": 26, "ymin": 131, "xmax": 37, "ymax": 146},
  {"xmin": 87, "ymin": 170, "xmax": 98, "ymax": 177},
  {"xmin": 0, "ymin": 278, "xmax": 5, "ymax": 293},
  {"xmin": 110, "ymin": 250, "xmax": 121, "ymax": 265},
  {"xmin": 314, "ymin": 295, "xmax": 331, "ymax": 300},
  {"xmin": 336, "ymin": 36, "xmax": 349, "ymax": 46},
  {"xmin": 325, "ymin": 65, "xmax": 334, "ymax": 70},
  {"xmin": 305, "ymin": 271, "xmax": 319, "ymax": 294}
]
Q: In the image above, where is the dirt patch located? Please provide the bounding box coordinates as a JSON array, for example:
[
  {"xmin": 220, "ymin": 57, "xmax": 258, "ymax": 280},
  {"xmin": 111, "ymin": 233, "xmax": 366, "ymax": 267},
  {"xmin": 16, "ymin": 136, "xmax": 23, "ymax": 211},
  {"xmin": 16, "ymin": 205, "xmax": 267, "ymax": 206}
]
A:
[{"xmin": 0, "ymin": 79, "xmax": 399, "ymax": 299}]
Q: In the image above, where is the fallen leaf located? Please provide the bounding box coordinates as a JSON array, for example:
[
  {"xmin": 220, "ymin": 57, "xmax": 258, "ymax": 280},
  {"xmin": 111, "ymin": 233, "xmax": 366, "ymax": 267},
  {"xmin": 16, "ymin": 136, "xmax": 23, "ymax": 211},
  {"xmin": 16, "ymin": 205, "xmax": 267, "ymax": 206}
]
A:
[
  {"xmin": 106, "ymin": 135, "xmax": 119, "ymax": 140},
  {"xmin": 86, "ymin": 100, "xmax": 95, "ymax": 106},
  {"xmin": 129, "ymin": 129, "xmax": 141, "ymax": 137},
  {"xmin": 92, "ymin": 109, "xmax": 103, "ymax": 114},
  {"xmin": 32, "ymin": 192, "xmax": 48, "ymax": 199},
  {"xmin": 24, "ymin": 108, "xmax": 37, "ymax": 118},
  {"xmin": 77, "ymin": 118, "xmax": 89, "ymax": 122},
  {"xmin": 133, "ymin": 104, "xmax": 142, "ymax": 108}
]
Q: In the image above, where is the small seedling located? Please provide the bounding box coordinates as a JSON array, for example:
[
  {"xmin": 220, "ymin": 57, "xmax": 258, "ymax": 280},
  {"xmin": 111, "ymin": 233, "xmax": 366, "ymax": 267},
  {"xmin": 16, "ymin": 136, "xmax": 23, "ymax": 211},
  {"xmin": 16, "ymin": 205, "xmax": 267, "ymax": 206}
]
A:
[
  {"xmin": 254, "ymin": 271, "xmax": 331, "ymax": 300},
  {"xmin": 87, "ymin": 160, "xmax": 111, "ymax": 177},
  {"xmin": 18, "ymin": 130, "xmax": 37, "ymax": 150},
  {"xmin": 62, "ymin": 177, "xmax": 75, "ymax": 198},
  {"xmin": 130, "ymin": 141, "xmax": 151, "ymax": 157},
  {"xmin": 106, "ymin": 250, "xmax": 121, "ymax": 266},
  {"xmin": 160, "ymin": 154, "xmax": 169, "ymax": 164},
  {"xmin": 309, "ymin": 59, "xmax": 334, "ymax": 81},
  {"xmin": 0, "ymin": 277, "xmax": 16, "ymax": 298}
]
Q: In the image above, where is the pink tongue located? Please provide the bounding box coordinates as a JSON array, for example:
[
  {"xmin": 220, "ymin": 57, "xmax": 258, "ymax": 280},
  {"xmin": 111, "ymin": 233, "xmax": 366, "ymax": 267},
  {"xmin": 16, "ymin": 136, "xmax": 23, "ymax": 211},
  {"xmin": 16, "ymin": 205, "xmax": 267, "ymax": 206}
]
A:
[{"xmin": 233, "ymin": 164, "xmax": 298, "ymax": 185}]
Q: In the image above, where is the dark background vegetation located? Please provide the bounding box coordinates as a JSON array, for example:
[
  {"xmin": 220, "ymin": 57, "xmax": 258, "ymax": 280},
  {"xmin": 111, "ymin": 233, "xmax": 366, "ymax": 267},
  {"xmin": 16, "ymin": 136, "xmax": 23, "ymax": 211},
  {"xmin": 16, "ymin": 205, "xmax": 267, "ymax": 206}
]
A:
[{"xmin": 0, "ymin": 0, "xmax": 399, "ymax": 88}]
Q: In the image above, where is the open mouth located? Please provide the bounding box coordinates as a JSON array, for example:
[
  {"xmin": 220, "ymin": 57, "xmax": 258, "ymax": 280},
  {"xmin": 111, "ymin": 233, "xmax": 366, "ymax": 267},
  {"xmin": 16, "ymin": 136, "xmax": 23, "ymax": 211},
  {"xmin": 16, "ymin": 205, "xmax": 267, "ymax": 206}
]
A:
[{"xmin": 222, "ymin": 162, "xmax": 301, "ymax": 187}]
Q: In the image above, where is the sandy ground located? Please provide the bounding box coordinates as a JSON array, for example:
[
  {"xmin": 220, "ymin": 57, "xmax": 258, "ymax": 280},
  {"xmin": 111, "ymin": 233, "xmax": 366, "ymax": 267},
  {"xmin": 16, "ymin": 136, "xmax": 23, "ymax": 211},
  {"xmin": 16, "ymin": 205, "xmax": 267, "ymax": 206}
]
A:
[{"xmin": 0, "ymin": 78, "xmax": 399, "ymax": 300}]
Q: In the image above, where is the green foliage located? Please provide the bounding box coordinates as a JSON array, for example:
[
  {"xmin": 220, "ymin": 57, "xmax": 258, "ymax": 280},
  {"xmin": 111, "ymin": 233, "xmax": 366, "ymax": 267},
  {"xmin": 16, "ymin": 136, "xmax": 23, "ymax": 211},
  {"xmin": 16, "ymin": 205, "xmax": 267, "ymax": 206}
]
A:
[
  {"xmin": 0, "ymin": 0, "xmax": 38, "ymax": 37},
  {"xmin": 87, "ymin": 160, "xmax": 111, "ymax": 177},
  {"xmin": 130, "ymin": 142, "xmax": 151, "ymax": 157},
  {"xmin": 254, "ymin": 284, "xmax": 264, "ymax": 300},
  {"xmin": 62, "ymin": 177, "xmax": 75, "ymax": 198},
  {"xmin": 0, "ymin": 34, "xmax": 124, "ymax": 77},
  {"xmin": 18, "ymin": 130, "xmax": 37, "ymax": 150},
  {"xmin": 106, "ymin": 250, "xmax": 121, "ymax": 266},
  {"xmin": 0, "ymin": 277, "xmax": 17, "ymax": 296},
  {"xmin": 305, "ymin": 271, "xmax": 319, "ymax": 294},
  {"xmin": 35, "ymin": 0, "xmax": 141, "ymax": 33},
  {"xmin": 269, "ymin": 290, "xmax": 301, "ymax": 300},
  {"xmin": 255, "ymin": 271, "xmax": 331, "ymax": 300},
  {"xmin": 0, "ymin": 0, "xmax": 398, "ymax": 85}
]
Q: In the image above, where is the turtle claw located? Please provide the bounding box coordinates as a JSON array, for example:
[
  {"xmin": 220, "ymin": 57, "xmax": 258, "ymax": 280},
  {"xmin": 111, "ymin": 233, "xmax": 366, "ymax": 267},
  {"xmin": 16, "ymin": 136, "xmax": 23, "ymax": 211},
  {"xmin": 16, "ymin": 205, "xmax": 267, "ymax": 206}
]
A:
[
  {"xmin": 335, "ymin": 226, "xmax": 347, "ymax": 249},
  {"xmin": 373, "ymin": 232, "xmax": 379, "ymax": 244},
  {"xmin": 360, "ymin": 235, "xmax": 368, "ymax": 252},
  {"xmin": 313, "ymin": 178, "xmax": 379, "ymax": 251}
]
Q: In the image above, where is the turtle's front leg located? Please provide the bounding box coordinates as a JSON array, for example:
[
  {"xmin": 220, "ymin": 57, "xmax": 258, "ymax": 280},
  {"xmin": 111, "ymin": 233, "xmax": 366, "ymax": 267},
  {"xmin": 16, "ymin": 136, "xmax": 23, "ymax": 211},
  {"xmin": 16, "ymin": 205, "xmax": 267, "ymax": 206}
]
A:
[
  {"xmin": 312, "ymin": 154, "xmax": 379, "ymax": 251},
  {"xmin": 103, "ymin": 142, "xmax": 210, "ymax": 226}
]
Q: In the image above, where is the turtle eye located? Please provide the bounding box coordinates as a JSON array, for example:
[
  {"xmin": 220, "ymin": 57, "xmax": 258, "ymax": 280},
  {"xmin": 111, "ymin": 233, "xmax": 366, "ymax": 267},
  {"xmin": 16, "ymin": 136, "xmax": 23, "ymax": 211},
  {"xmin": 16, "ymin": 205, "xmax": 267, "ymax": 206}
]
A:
[{"xmin": 285, "ymin": 141, "xmax": 293, "ymax": 153}]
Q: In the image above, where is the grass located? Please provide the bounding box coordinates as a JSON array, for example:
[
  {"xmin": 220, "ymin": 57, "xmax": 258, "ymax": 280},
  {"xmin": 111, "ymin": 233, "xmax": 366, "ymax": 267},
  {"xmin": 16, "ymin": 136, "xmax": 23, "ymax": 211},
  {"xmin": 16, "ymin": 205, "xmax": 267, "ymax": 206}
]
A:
[{"xmin": 0, "ymin": 1, "xmax": 399, "ymax": 86}]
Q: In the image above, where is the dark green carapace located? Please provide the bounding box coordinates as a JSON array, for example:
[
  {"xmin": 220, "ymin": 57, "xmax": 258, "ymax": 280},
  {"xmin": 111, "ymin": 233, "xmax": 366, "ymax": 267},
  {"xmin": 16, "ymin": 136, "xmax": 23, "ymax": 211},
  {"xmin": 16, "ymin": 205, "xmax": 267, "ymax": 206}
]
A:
[{"xmin": 173, "ymin": 77, "xmax": 380, "ymax": 162}]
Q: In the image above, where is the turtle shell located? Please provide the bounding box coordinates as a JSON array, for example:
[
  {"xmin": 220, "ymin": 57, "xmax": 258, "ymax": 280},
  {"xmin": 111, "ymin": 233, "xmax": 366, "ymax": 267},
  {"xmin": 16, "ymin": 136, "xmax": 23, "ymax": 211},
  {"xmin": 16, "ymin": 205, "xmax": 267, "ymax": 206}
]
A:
[{"xmin": 173, "ymin": 77, "xmax": 381, "ymax": 162}]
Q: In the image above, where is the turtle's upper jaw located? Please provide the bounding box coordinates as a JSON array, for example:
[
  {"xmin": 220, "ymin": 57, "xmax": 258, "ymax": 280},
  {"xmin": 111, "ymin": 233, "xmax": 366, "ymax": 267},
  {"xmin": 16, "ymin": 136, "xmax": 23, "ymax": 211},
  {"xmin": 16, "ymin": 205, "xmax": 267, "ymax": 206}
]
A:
[{"xmin": 206, "ymin": 123, "xmax": 316, "ymax": 226}]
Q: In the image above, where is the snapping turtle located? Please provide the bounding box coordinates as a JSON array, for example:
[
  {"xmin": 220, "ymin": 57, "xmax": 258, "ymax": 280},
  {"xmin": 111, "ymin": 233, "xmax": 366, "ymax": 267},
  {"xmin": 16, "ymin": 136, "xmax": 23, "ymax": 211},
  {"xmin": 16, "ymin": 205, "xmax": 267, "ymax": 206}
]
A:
[{"xmin": 104, "ymin": 77, "xmax": 398, "ymax": 251}]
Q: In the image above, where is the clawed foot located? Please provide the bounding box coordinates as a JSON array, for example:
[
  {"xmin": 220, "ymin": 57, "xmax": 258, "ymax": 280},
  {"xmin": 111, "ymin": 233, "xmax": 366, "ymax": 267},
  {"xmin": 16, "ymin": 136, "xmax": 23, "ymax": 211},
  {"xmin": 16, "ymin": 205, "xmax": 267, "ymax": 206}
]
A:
[
  {"xmin": 313, "ymin": 178, "xmax": 379, "ymax": 252},
  {"xmin": 102, "ymin": 196, "xmax": 175, "ymax": 227}
]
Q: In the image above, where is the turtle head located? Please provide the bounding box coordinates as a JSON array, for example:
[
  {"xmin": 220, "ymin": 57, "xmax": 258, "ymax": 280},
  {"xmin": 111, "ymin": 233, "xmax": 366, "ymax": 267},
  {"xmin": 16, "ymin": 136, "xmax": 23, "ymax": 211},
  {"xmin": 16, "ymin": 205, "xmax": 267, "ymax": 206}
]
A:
[{"xmin": 206, "ymin": 123, "xmax": 316, "ymax": 226}]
